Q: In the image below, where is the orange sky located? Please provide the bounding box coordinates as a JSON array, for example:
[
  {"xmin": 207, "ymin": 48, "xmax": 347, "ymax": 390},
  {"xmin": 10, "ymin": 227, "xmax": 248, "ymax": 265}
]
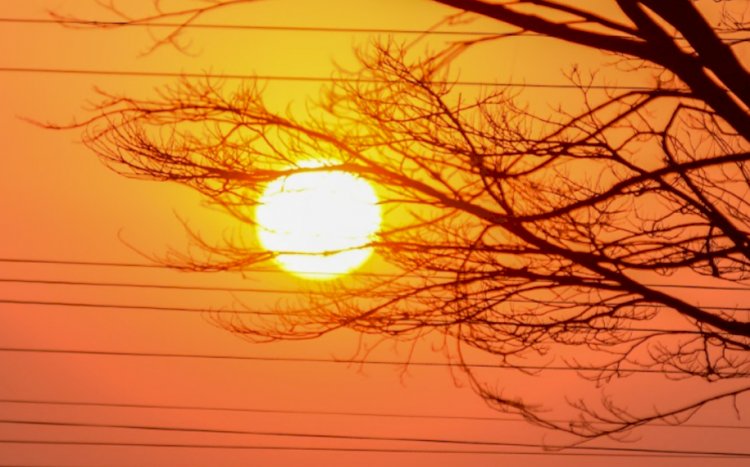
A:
[{"xmin": 1, "ymin": 1, "xmax": 748, "ymax": 465}]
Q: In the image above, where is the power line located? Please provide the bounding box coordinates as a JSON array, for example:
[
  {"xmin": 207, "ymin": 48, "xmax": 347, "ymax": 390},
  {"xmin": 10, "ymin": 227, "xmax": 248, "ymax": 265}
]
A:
[
  {"xmin": 0, "ymin": 256, "xmax": 378, "ymax": 277},
  {"xmin": 1, "ymin": 418, "xmax": 748, "ymax": 458},
  {"xmin": 0, "ymin": 298, "xmax": 271, "ymax": 317},
  {"xmin": 0, "ymin": 346, "xmax": 726, "ymax": 375},
  {"xmin": 1, "ymin": 398, "xmax": 747, "ymax": 431},
  {"xmin": 0, "ymin": 277, "xmax": 750, "ymax": 311},
  {"xmin": 0, "ymin": 17, "xmax": 503, "ymax": 36},
  {"xmin": 0, "ymin": 66, "xmax": 656, "ymax": 91},
  {"xmin": 0, "ymin": 298, "xmax": 727, "ymax": 336},
  {"xmin": 2, "ymin": 256, "xmax": 750, "ymax": 292},
  {"xmin": 0, "ymin": 439, "xmax": 745, "ymax": 459},
  {"xmin": 2, "ymin": 277, "xmax": 749, "ymax": 313},
  {"xmin": 0, "ymin": 277, "xmax": 307, "ymax": 295},
  {"xmin": 1, "ymin": 17, "xmax": 747, "ymax": 42}
]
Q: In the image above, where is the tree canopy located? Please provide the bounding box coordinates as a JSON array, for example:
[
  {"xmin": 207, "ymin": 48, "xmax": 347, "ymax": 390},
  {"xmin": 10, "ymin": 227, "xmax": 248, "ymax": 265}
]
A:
[{"xmin": 49, "ymin": 0, "xmax": 750, "ymax": 439}]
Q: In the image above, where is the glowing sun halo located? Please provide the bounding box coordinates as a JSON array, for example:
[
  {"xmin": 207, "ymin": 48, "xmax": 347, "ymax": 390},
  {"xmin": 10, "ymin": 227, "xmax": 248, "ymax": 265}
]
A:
[{"xmin": 255, "ymin": 169, "xmax": 381, "ymax": 279}]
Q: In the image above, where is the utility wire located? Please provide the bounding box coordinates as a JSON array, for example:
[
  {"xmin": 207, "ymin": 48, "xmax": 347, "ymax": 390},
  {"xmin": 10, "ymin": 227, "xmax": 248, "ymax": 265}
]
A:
[
  {"xmin": 0, "ymin": 439, "xmax": 743, "ymax": 458},
  {"xmin": 0, "ymin": 298, "xmax": 728, "ymax": 336},
  {"xmin": 1, "ymin": 418, "xmax": 748, "ymax": 458},
  {"xmin": 0, "ymin": 277, "xmax": 309, "ymax": 295},
  {"xmin": 1, "ymin": 398, "xmax": 747, "ymax": 431},
  {"xmin": 1, "ymin": 17, "xmax": 747, "ymax": 41},
  {"xmin": 0, "ymin": 17, "xmax": 504, "ymax": 36},
  {"xmin": 0, "ymin": 346, "xmax": 727, "ymax": 375},
  {"xmin": 2, "ymin": 257, "xmax": 749, "ymax": 291},
  {"xmin": 2, "ymin": 277, "xmax": 749, "ymax": 313},
  {"xmin": 0, "ymin": 66, "xmax": 656, "ymax": 91},
  {"xmin": 0, "ymin": 256, "xmax": 391, "ymax": 277},
  {"xmin": 0, "ymin": 298, "xmax": 270, "ymax": 317}
]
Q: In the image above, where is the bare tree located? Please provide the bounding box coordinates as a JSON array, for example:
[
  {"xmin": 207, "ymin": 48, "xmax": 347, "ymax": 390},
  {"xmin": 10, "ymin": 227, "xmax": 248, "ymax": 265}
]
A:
[{"xmin": 48, "ymin": 0, "xmax": 750, "ymax": 439}]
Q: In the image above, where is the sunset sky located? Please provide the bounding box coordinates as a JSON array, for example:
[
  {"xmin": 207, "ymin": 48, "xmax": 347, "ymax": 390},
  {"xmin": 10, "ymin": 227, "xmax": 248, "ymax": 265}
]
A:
[{"xmin": 1, "ymin": 0, "xmax": 749, "ymax": 465}]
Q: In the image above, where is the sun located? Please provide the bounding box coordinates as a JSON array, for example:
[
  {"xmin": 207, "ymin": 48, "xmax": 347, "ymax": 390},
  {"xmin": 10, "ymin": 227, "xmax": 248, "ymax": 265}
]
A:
[{"xmin": 255, "ymin": 168, "xmax": 381, "ymax": 279}]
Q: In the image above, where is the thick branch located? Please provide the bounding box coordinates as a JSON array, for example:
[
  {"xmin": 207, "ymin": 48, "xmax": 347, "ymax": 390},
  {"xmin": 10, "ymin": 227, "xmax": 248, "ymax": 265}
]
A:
[{"xmin": 641, "ymin": 0, "xmax": 750, "ymax": 109}]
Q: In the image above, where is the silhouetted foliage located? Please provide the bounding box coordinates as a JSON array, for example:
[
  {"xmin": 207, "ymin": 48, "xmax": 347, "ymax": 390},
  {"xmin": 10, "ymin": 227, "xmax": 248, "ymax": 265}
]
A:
[{"xmin": 49, "ymin": 0, "xmax": 750, "ymax": 439}]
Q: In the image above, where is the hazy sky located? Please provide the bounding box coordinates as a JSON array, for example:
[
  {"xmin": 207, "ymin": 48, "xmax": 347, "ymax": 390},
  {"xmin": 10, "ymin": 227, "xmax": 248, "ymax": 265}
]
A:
[{"xmin": 1, "ymin": 1, "xmax": 748, "ymax": 465}]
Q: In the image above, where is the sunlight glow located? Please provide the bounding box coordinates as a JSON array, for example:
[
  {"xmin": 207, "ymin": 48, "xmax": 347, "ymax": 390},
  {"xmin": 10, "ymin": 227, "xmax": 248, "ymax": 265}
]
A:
[{"xmin": 255, "ymin": 168, "xmax": 381, "ymax": 279}]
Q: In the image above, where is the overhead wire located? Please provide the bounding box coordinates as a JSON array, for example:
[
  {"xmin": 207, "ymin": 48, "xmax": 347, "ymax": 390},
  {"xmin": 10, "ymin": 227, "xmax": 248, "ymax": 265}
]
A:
[
  {"xmin": 0, "ymin": 277, "xmax": 313, "ymax": 295},
  {"xmin": 0, "ymin": 17, "xmax": 508, "ymax": 36},
  {"xmin": 0, "ymin": 418, "xmax": 748, "ymax": 458},
  {"xmin": 0, "ymin": 66, "xmax": 657, "ymax": 91},
  {"xmin": 2, "ymin": 277, "xmax": 749, "ymax": 314},
  {"xmin": 0, "ymin": 256, "xmax": 390, "ymax": 277},
  {"xmin": 2, "ymin": 257, "xmax": 750, "ymax": 291},
  {"xmin": 1, "ymin": 16, "xmax": 748, "ymax": 41},
  {"xmin": 1, "ymin": 257, "xmax": 746, "ymax": 337},
  {"xmin": 0, "ymin": 298, "xmax": 273, "ymax": 317},
  {"xmin": 1, "ymin": 297, "xmax": 734, "ymax": 336},
  {"xmin": 0, "ymin": 346, "xmax": 734, "ymax": 375},
  {"xmin": 5, "ymin": 275, "xmax": 750, "ymax": 298},
  {"xmin": 0, "ymin": 439, "xmax": 744, "ymax": 458},
  {"xmin": 1, "ymin": 398, "xmax": 747, "ymax": 431}
]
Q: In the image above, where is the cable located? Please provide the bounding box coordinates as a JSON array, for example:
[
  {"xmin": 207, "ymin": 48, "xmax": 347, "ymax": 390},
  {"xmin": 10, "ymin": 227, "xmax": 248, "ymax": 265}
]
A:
[
  {"xmin": 0, "ymin": 257, "xmax": 391, "ymax": 278},
  {"xmin": 3, "ymin": 439, "xmax": 746, "ymax": 458},
  {"xmin": 3, "ymin": 257, "xmax": 750, "ymax": 291},
  {"xmin": 0, "ymin": 298, "xmax": 272, "ymax": 317},
  {"xmin": 2, "ymin": 277, "xmax": 749, "ymax": 313},
  {"xmin": 1, "ymin": 418, "xmax": 748, "ymax": 458},
  {"xmin": 0, "ymin": 277, "xmax": 309, "ymax": 295},
  {"xmin": 0, "ymin": 439, "xmax": 745, "ymax": 459},
  {"xmin": 1, "ymin": 398, "xmax": 747, "ymax": 431},
  {"xmin": 1, "ymin": 17, "xmax": 747, "ymax": 42},
  {"xmin": 0, "ymin": 298, "xmax": 729, "ymax": 336},
  {"xmin": 0, "ymin": 346, "xmax": 729, "ymax": 375},
  {"xmin": 0, "ymin": 67, "xmax": 656, "ymax": 91},
  {"xmin": 0, "ymin": 17, "xmax": 504, "ymax": 36}
]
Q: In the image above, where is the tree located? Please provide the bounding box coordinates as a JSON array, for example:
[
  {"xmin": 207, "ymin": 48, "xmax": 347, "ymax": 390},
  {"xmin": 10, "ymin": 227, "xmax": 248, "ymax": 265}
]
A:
[{"xmin": 49, "ymin": 0, "xmax": 750, "ymax": 439}]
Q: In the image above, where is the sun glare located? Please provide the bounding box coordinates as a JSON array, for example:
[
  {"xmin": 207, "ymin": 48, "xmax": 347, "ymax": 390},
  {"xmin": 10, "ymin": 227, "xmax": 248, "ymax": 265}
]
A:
[{"xmin": 255, "ymin": 168, "xmax": 381, "ymax": 279}]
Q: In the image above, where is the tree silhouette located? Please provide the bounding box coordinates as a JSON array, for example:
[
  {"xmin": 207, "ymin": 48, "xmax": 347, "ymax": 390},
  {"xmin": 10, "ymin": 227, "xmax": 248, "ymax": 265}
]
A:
[{"xmin": 49, "ymin": 0, "xmax": 750, "ymax": 439}]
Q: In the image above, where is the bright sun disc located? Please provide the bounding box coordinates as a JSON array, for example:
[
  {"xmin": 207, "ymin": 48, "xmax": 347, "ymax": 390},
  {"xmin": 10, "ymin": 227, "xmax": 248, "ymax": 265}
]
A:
[{"xmin": 256, "ymin": 169, "xmax": 381, "ymax": 279}]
